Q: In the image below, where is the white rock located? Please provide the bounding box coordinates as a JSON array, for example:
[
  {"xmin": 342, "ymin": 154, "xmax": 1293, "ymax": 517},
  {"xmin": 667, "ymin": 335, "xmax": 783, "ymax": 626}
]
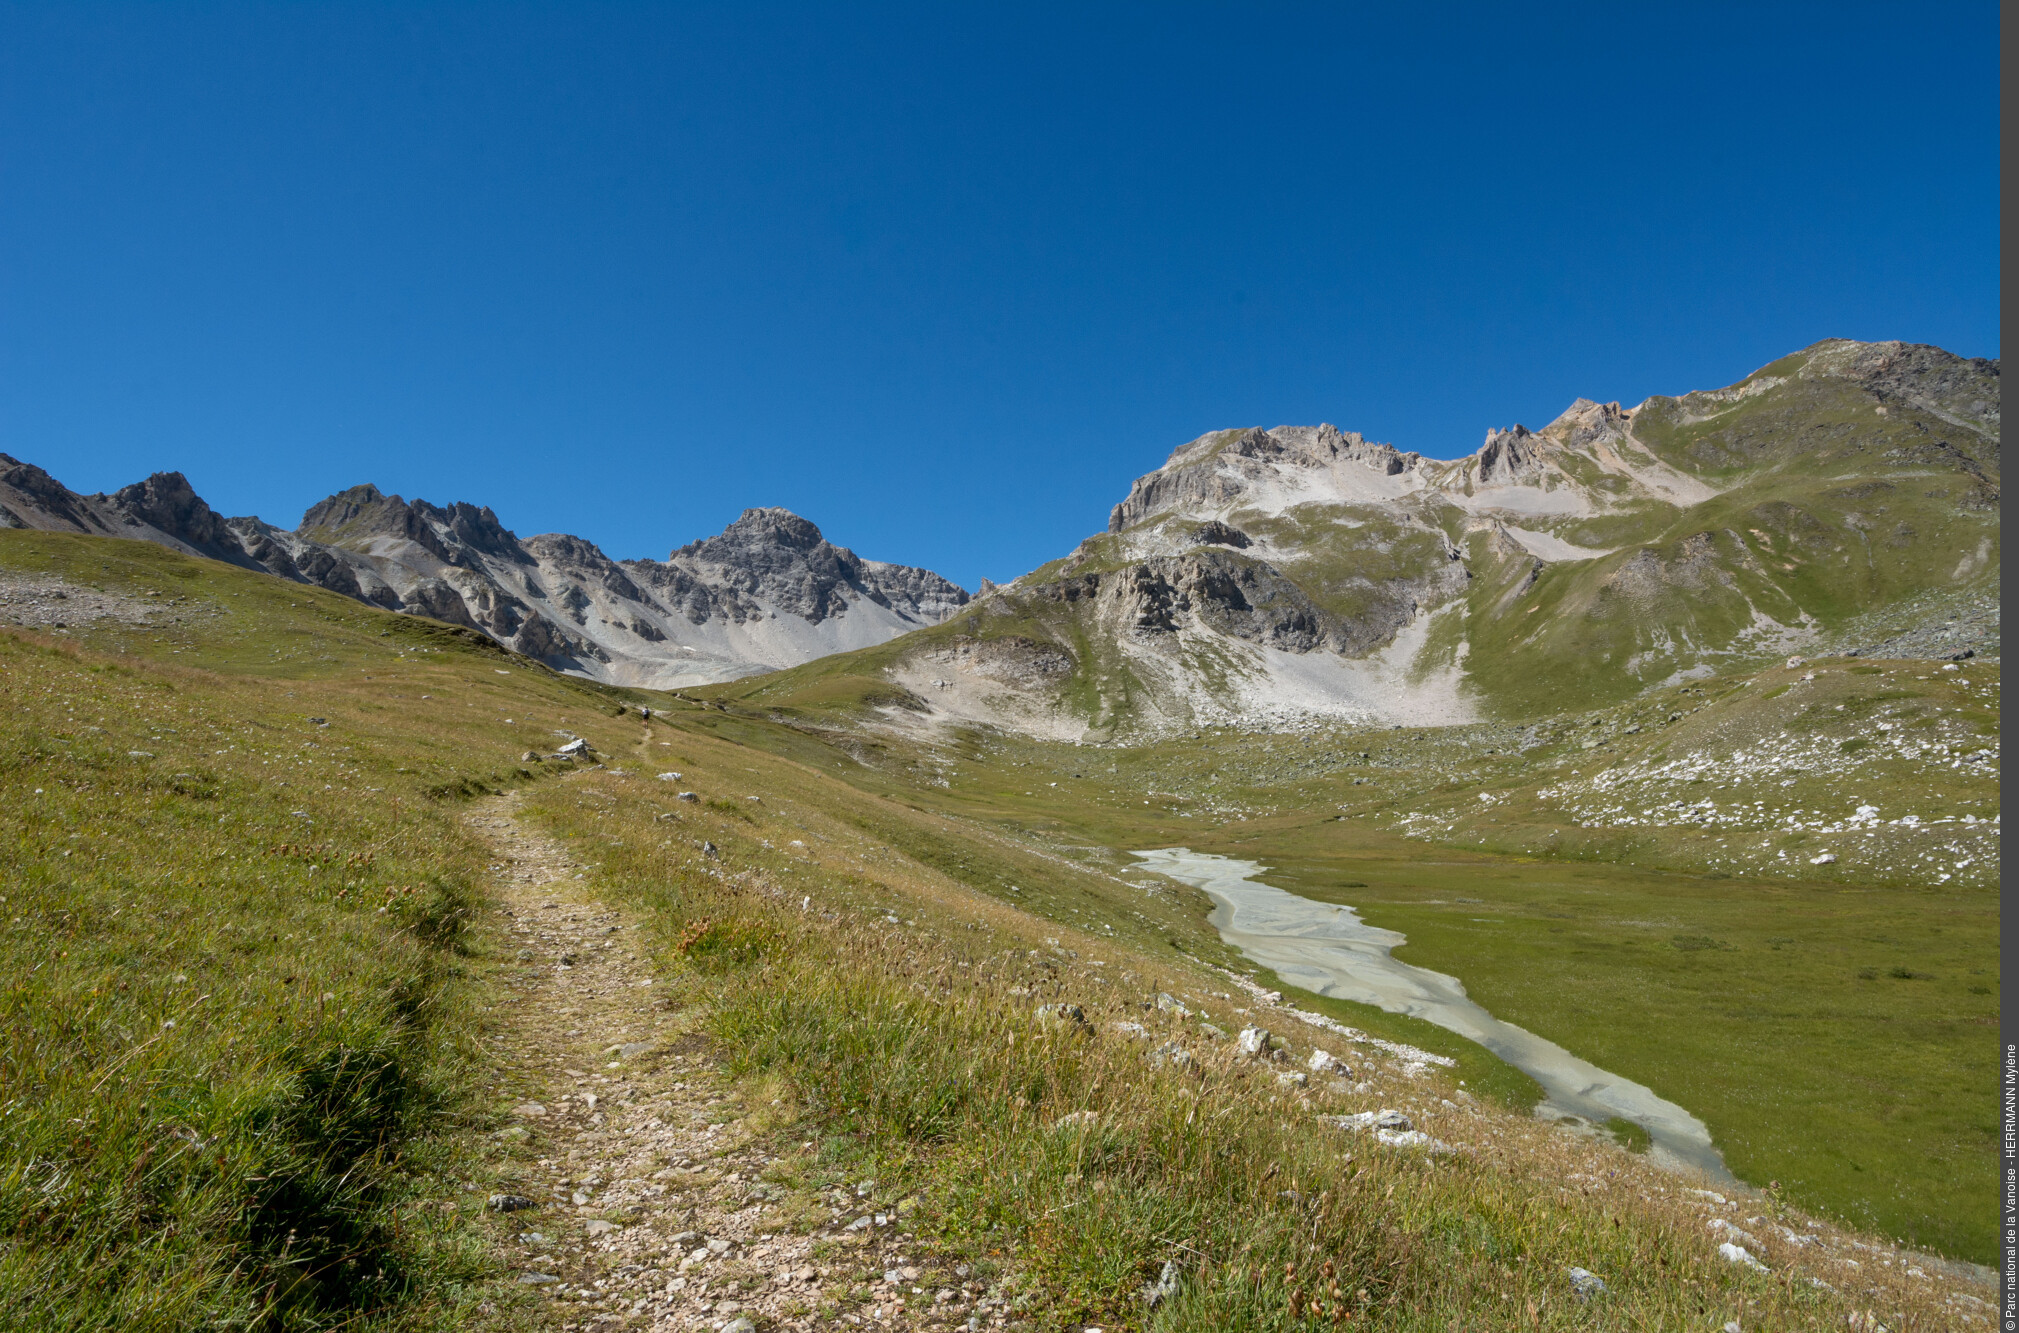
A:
[
  {"xmin": 1717, "ymin": 1241, "xmax": 1767, "ymax": 1271},
  {"xmin": 1325, "ymin": 1108, "xmax": 1413, "ymax": 1134},
  {"xmin": 1236, "ymin": 1026, "xmax": 1271, "ymax": 1057},
  {"xmin": 1307, "ymin": 1049, "xmax": 1349, "ymax": 1076}
]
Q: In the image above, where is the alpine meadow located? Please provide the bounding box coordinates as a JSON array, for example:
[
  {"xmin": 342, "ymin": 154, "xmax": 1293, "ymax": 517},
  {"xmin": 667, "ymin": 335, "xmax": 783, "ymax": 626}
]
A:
[{"xmin": 0, "ymin": 336, "xmax": 1999, "ymax": 1330}]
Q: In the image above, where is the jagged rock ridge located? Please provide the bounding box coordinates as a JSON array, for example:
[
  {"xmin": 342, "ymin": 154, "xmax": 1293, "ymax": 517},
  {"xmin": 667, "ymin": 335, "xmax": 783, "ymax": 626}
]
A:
[{"xmin": 0, "ymin": 464, "xmax": 967, "ymax": 687}]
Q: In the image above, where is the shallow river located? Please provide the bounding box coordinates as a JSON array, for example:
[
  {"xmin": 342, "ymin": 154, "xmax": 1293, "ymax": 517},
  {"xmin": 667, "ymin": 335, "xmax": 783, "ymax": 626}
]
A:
[{"xmin": 1132, "ymin": 847, "xmax": 1733, "ymax": 1183}]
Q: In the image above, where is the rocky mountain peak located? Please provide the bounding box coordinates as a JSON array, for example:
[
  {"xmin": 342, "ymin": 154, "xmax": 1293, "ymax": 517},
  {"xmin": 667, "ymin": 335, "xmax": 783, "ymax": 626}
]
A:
[
  {"xmin": 674, "ymin": 506, "xmax": 828, "ymax": 562},
  {"xmin": 653, "ymin": 506, "xmax": 967, "ymax": 627},
  {"xmin": 298, "ymin": 483, "xmax": 396, "ymax": 535},
  {"xmin": 106, "ymin": 472, "xmax": 247, "ymax": 561}
]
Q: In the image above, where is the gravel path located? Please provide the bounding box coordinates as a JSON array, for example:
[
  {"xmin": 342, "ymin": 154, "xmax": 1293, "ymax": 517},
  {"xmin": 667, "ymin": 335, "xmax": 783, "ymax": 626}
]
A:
[{"xmin": 465, "ymin": 790, "xmax": 994, "ymax": 1332}]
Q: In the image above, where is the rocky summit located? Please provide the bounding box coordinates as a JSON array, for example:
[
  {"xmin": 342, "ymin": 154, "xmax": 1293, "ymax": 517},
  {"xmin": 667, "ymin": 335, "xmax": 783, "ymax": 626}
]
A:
[
  {"xmin": 0, "ymin": 466, "xmax": 967, "ymax": 687},
  {"xmin": 816, "ymin": 338, "xmax": 1999, "ymax": 740}
]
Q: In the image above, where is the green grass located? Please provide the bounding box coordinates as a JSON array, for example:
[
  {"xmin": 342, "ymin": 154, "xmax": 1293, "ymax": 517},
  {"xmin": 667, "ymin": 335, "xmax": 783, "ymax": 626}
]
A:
[
  {"xmin": 0, "ymin": 531, "xmax": 658, "ymax": 1328},
  {"xmin": 689, "ymin": 650, "xmax": 2000, "ymax": 1263},
  {"xmin": 512, "ymin": 753, "xmax": 1873, "ymax": 1331},
  {"xmin": 0, "ymin": 526, "xmax": 1994, "ymax": 1329}
]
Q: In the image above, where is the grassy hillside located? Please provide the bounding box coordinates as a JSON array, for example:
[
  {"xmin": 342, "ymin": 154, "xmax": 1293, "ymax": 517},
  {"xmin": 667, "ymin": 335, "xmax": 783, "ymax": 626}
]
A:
[
  {"xmin": 0, "ymin": 528, "xmax": 1993, "ymax": 1330},
  {"xmin": 0, "ymin": 531, "xmax": 645, "ymax": 1329}
]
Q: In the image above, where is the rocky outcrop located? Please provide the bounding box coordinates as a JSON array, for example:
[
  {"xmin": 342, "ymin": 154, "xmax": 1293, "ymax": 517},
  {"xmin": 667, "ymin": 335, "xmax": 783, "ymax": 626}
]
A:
[
  {"xmin": 1190, "ymin": 520, "xmax": 1251, "ymax": 548},
  {"xmin": 1108, "ymin": 424, "xmax": 1425, "ymax": 532},
  {"xmin": 1094, "ymin": 552, "xmax": 1334, "ymax": 651},
  {"xmin": 1474, "ymin": 426, "xmax": 1548, "ymax": 487}
]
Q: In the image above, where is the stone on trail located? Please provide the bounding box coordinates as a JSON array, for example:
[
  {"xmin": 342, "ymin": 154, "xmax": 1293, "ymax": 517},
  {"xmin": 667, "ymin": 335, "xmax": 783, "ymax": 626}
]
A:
[
  {"xmin": 511, "ymin": 1102, "xmax": 548, "ymax": 1118},
  {"xmin": 723, "ymin": 1319, "xmax": 757, "ymax": 1333},
  {"xmin": 487, "ymin": 1193, "xmax": 538, "ymax": 1212},
  {"xmin": 583, "ymin": 1219, "xmax": 617, "ymax": 1237},
  {"xmin": 518, "ymin": 1272, "xmax": 558, "ymax": 1285}
]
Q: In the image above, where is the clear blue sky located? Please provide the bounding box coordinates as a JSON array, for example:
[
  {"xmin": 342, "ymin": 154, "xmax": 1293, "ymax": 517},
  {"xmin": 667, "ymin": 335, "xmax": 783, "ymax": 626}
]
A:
[{"xmin": 1, "ymin": 3, "xmax": 1999, "ymax": 589}]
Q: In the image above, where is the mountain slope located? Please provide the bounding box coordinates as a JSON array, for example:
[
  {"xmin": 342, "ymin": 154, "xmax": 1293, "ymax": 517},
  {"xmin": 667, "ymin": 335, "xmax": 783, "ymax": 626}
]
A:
[
  {"xmin": 785, "ymin": 338, "xmax": 1997, "ymax": 739},
  {"xmin": 0, "ymin": 458, "xmax": 968, "ymax": 687}
]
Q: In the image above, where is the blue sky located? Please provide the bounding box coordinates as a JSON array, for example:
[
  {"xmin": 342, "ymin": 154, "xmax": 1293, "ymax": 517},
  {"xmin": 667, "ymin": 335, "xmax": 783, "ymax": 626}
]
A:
[{"xmin": 0, "ymin": 3, "xmax": 1999, "ymax": 589}]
